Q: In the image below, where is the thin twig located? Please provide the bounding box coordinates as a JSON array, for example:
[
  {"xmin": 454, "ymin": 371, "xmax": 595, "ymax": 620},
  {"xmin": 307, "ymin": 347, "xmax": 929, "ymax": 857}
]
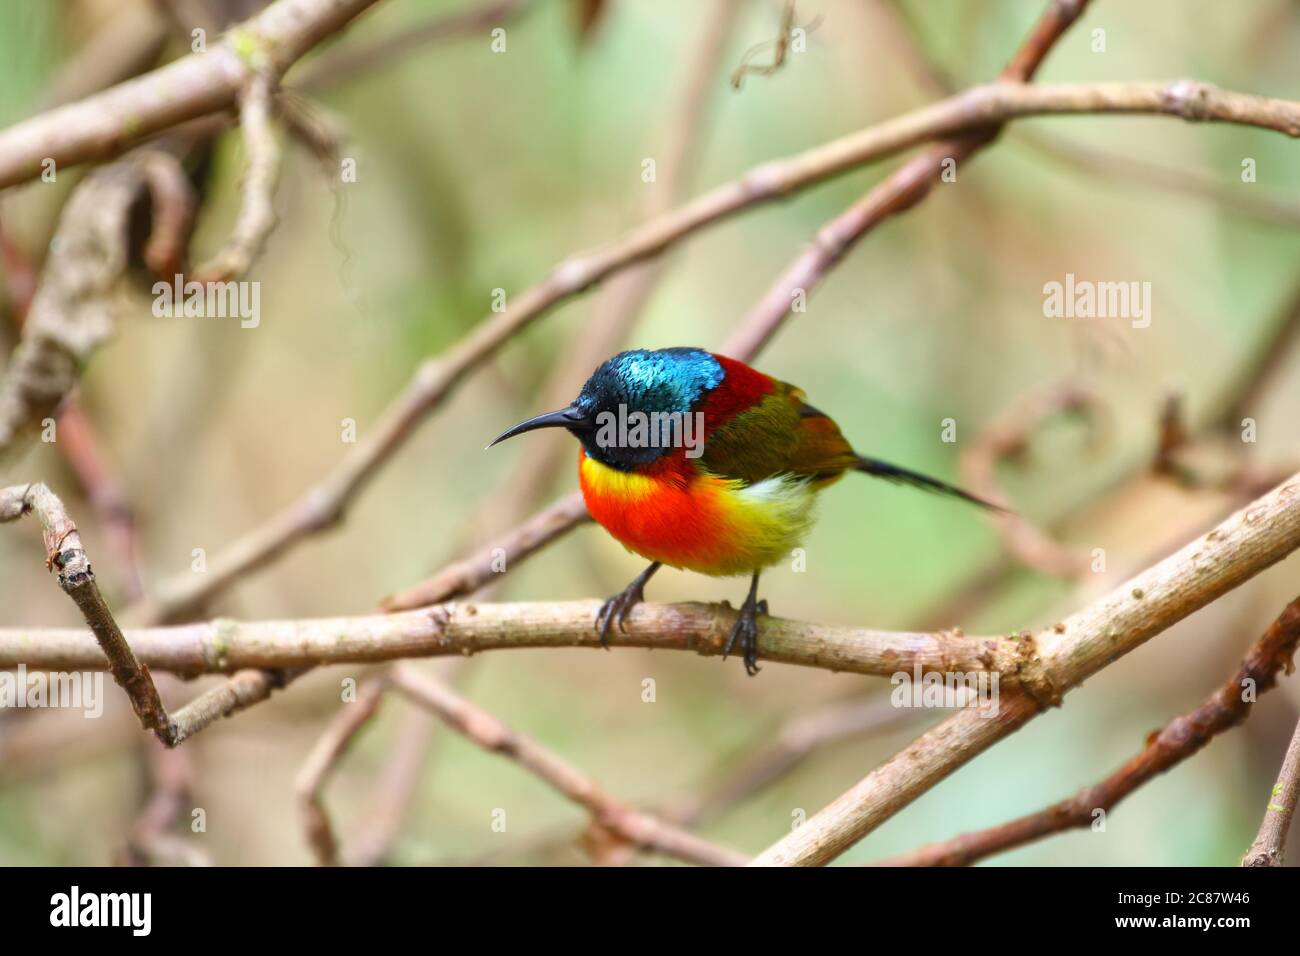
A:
[
  {"xmin": 1242, "ymin": 709, "xmax": 1300, "ymax": 866},
  {"xmin": 671, "ymin": 694, "xmax": 919, "ymax": 827},
  {"xmin": 387, "ymin": 664, "xmax": 746, "ymax": 866},
  {"xmin": 345, "ymin": 698, "xmax": 435, "ymax": 866},
  {"xmin": 731, "ymin": 0, "xmax": 808, "ymax": 90},
  {"xmin": 295, "ymin": 677, "xmax": 388, "ymax": 866},
  {"xmin": 381, "ymin": 493, "xmax": 590, "ymax": 611},
  {"xmin": 298, "ymin": 0, "xmax": 534, "ymax": 91},
  {"xmin": 193, "ymin": 72, "xmax": 282, "ymax": 282},
  {"xmin": 166, "ymin": 667, "xmax": 303, "ymax": 746},
  {"xmin": 960, "ymin": 383, "xmax": 1100, "ymax": 577}
]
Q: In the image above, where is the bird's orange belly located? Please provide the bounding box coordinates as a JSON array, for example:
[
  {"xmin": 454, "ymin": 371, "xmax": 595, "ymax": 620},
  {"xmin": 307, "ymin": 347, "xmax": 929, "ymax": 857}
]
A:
[{"xmin": 578, "ymin": 451, "xmax": 814, "ymax": 577}]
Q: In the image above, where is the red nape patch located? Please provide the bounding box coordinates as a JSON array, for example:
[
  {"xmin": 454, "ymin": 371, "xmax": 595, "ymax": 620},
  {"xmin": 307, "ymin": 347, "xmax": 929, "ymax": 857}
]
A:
[{"xmin": 699, "ymin": 354, "xmax": 776, "ymax": 436}]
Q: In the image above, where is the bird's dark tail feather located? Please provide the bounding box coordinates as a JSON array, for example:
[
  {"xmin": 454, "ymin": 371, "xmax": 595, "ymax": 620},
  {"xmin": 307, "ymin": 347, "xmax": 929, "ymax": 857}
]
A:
[{"xmin": 853, "ymin": 456, "xmax": 1006, "ymax": 512}]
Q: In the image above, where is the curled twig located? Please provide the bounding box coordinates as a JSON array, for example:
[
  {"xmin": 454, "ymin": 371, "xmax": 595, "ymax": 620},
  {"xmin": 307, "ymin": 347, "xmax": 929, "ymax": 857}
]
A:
[{"xmin": 194, "ymin": 72, "xmax": 281, "ymax": 283}]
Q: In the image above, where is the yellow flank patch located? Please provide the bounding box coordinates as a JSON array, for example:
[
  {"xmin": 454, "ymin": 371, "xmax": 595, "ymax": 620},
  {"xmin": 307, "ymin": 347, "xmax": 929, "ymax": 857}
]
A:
[{"xmin": 709, "ymin": 473, "xmax": 816, "ymax": 573}]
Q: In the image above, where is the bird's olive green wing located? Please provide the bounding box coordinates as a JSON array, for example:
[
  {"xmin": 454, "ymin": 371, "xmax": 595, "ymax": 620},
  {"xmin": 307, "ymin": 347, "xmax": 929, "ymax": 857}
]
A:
[{"xmin": 698, "ymin": 381, "xmax": 858, "ymax": 486}]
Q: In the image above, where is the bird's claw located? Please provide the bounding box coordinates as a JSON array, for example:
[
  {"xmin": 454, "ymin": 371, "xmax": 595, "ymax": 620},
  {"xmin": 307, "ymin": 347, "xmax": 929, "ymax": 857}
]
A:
[
  {"xmin": 595, "ymin": 582, "xmax": 645, "ymax": 648},
  {"xmin": 723, "ymin": 599, "xmax": 763, "ymax": 676}
]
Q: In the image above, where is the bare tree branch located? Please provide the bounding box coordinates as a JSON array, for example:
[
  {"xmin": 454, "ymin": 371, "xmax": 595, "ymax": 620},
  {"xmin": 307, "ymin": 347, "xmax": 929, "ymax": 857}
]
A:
[
  {"xmin": 166, "ymin": 667, "xmax": 302, "ymax": 745},
  {"xmin": 873, "ymin": 596, "xmax": 1300, "ymax": 866},
  {"xmin": 878, "ymin": 0, "xmax": 1300, "ymax": 226},
  {"xmin": 0, "ymin": 482, "xmax": 308, "ymax": 747},
  {"xmin": 0, "ymin": 0, "xmax": 385, "ymax": 192},
  {"xmin": 0, "ymin": 600, "xmax": 1019, "ymax": 679},
  {"xmin": 0, "ymin": 483, "xmax": 171, "ymax": 743},
  {"xmin": 722, "ymin": 0, "xmax": 1090, "ymax": 361},
  {"xmin": 750, "ymin": 472, "xmax": 1300, "ymax": 865}
]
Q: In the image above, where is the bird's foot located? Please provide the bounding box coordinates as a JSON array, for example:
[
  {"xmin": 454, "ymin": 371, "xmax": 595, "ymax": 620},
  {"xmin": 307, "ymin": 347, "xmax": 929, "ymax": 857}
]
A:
[
  {"xmin": 723, "ymin": 593, "xmax": 767, "ymax": 676},
  {"xmin": 596, "ymin": 580, "xmax": 647, "ymax": 648}
]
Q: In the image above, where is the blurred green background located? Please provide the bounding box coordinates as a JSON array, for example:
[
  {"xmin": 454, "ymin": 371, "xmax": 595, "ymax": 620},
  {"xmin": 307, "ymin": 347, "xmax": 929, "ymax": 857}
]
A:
[{"xmin": 1, "ymin": 0, "xmax": 1299, "ymax": 865}]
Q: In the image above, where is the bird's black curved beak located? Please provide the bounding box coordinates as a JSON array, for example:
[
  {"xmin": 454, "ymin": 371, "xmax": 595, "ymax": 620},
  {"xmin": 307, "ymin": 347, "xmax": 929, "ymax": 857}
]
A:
[{"xmin": 486, "ymin": 405, "xmax": 590, "ymax": 449}]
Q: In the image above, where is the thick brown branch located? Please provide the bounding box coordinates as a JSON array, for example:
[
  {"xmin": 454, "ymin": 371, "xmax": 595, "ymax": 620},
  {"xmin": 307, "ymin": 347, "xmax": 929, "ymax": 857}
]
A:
[{"xmin": 0, "ymin": 600, "xmax": 1015, "ymax": 680}]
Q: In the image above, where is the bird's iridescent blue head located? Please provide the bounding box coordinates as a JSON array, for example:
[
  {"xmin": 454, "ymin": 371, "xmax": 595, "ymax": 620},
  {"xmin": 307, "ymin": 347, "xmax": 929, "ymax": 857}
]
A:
[{"xmin": 487, "ymin": 347, "xmax": 724, "ymax": 470}]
